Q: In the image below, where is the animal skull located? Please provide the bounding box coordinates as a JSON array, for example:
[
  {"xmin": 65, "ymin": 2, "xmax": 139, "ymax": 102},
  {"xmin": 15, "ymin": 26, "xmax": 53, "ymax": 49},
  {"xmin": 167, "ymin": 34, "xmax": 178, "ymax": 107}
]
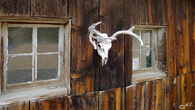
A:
[{"xmin": 89, "ymin": 21, "xmax": 143, "ymax": 66}]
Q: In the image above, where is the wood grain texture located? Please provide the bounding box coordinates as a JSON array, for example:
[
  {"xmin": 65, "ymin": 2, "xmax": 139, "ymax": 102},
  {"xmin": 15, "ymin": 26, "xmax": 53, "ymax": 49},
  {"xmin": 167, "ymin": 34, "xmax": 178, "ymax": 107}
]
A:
[
  {"xmin": 184, "ymin": 73, "xmax": 192, "ymax": 110},
  {"xmin": 68, "ymin": 91, "xmax": 99, "ymax": 110},
  {"xmin": 31, "ymin": 0, "xmax": 68, "ymax": 18},
  {"xmin": 136, "ymin": 83, "xmax": 145, "ymax": 110},
  {"xmin": 166, "ymin": 0, "xmax": 177, "ymax": 77},
  {"xmin": 191, "ymin": 72, "xmax": 195, "ymax": 110},
  {"xmin": 189, "ymin": 0, "xmax": 195, "ymax": 72},
  {"xmin": 126, "ymin": 85, "xmax": 136, "ymax": 110},
  {"xmin": 0, "ymin": 0, "xmax": 30, "ymax": 16},
  {"xmin": 155, "ymin": 79, "xmax": 163, "ymax": 110},
  {"xmin": 69, "ymin": 0, "xmax": 99, "ymax": 95},
  {"xmin": 2, "ymin": 101, "xmax": 29, "ymax": 110},
  {"xmin": 146, "ymin": 0, "xmax": 163, "ymax": 25},
  {"xmin": 145, "ymin": 81, "xmax": 155, "ymax": 110},
  {"xmin": 30, "ymin": 96, "xmax": 67, "ymax": 110},
  {"xmin": 125, "ymin": 0, "xmax": 147, "ymax": 25},
  {"xmin": 99, "ymin": 87, "xmax": 124, "ymax": 110},
  {"xmin": 99, "ymin": 0, "xmax": 124, "ymax": 91},
  {"xmin": 177, "ymin": 0, "xmax": 191, "ymax": 75}
]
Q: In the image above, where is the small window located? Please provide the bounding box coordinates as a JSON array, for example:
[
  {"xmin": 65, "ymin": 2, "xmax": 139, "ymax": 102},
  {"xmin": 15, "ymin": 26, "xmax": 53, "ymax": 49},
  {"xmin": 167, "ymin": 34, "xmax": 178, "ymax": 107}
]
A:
[
  {"xmin": 0, "ymin": 19, "xmax": 71, "ymax": 97},
  {"xmin": 132, "ymin": 26, "xmax": 166, "ymax": 83}
]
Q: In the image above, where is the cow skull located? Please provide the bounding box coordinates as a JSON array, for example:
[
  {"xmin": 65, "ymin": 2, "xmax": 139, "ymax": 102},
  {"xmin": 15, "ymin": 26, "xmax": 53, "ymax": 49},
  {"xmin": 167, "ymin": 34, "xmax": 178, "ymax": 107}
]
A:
[{"xmin": 89, "ymin": 21, "xmax": 143, "ymax": 66}]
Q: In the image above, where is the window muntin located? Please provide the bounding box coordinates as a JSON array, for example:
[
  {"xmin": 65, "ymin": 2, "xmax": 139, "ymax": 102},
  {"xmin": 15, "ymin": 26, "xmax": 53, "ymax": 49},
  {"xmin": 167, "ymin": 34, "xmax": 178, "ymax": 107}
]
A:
[{"xmin": 3, "ymin": 23, "xmax": 64, "ymax": 89}]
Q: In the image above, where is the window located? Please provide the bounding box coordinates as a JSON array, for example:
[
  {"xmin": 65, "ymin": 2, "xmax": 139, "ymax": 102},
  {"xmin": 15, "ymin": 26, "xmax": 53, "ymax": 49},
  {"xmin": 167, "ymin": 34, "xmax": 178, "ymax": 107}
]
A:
[
  {"xmin": 0, "ymin": 19, "xmax": 71, "ymax": 101},
  {"xmin": 132, "ymin": 26, "xmax": 166, "ymax": 83}
]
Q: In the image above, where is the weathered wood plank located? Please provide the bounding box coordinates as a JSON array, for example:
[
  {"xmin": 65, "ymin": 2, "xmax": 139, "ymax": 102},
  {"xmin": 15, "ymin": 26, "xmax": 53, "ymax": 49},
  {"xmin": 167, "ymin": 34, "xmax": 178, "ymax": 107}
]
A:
[
  {"xmin": 0, "ymin": 0, "xmax": 30, "ymax": 16},
  {"xmin": 165, "ymin": 78, "xmax": 170, "ymax": 110},
  {"xmin": 184, "ymin": 73, "xmax": 192, "ymax": 110},
  {"xmin": 126, "ymin": 85, "xmax": 136, "ymax": 110},
  {"xmin": 145, "ymin": 81, "xmax": 155, "ymax": 110},
  {"xmin": 162, "ymin": 0, "xmax": 167, "ymax": 25},
  {"xmin": 69, "ymin": 0, "xmax": 99, "ymax": 95},
  {"xmin": 31, "ymin": 0, "xmax": 68, "ymax": 18},
  {"xmin": 68, "ymin": 91, "xmax": 99, "ymax": 110},
  {"xmin": 170, "ymin": 77, "xmax": 177, "ymax": 110},
  {"xmin": 166, "ymin": 0, "xmax": 177, "ymax": 77},
  {"xmin": 155, "ymin": 79, "xmax": 163, "ymax": 110},
  {"xmin": 51, "ymin": 96, "xmax": 68, "ymax": 110},
  {"xmin": 147, "ymin": 0, "xmax": 163, "ymax": 25},
  {"xmin": 30, "ymin": 98, "xmax": 50, "ymax": 110},
  {"xmin": 176, "ymin": 75, "xmax": 181, "ymax": 110},
  {"xmin": 100, "ymin": 87, "xmax": 124, "ymax": 110},
  {"xmin": 177, "ymin": 0, "xmax": 191, "ymax": 75},
  {"xmin": 165, "ymin": 77, "xmax": 177, "ymax": 110},
  {"xmin": 191, "ymin": 72, "xmax": 195, "ymax": 110},
  {"xmin": 189, "ymin": 0, "xmax": 195, "ymax": 72},
  {"xmin": 99, "ymin": 0, "xmax": 124, "ymax": 91},
  {"xmin": 180, "ymin": 75, "xmax": 186, "ymax": 110},
  {"xmin": 136, "ymin": 83, "xmax": 145, "ymax": 110},
  {"xmin": 123, "ymin": 0, "xmax": 136, "ymax": 85}
]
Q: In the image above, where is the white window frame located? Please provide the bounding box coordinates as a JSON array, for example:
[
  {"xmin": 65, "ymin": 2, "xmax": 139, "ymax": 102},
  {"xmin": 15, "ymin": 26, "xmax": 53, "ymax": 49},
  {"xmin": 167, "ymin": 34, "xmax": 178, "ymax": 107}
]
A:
[{"xmin": 0, "ymin": 19, "xmax": 71, "ymax": 95}]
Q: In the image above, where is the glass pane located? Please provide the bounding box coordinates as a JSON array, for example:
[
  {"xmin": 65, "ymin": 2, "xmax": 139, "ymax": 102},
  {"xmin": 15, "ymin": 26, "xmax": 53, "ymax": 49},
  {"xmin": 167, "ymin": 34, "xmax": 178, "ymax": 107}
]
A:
[
  {"xmin": 37, "ymin": 54, "xmax": 58, "ymax": 81},
  {"xmin": 133, "ymin": 50, "xmax": 139, "ymax": 70},
  {"xmin": 8, "ymin": 27, "xmax": 32, "ymax": 54},
  {"xmin": 141, "ymin": 30, "xmax": 152, "ymax": 50},
  {"xmin": 141, "ymin": 50, "xmax": 152, "ymax": 68},
  {"xmin": 7, "ymin": 56, "xmax": 32, "ymax": 84},
  {"xmin": 37, "ymin": 28, "xmax": 59, "ymax": 53},
  {"xmin": 132, "ymin": 30, "xmax": 140, "ymax": 49}
]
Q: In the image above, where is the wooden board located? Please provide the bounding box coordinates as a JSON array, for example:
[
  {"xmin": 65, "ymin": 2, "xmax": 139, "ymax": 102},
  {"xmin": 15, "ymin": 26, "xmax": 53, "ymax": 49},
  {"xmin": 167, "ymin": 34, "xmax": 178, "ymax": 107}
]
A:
[
  {"xmin": 177, "ymin": 0, "xmax": 191, "ymax": 75},
  {"xmin": 99, "ymin": 0, "xmax": 124, "ymax": 91},
  {"xmin": 69, "ymin": 0, "xmax": 99, "ymax": 95},
  {"xmin": 146, "ymin": 0, "xmax": 163, "ymax": 25},
  {"xmin": 2, "ymin": 101, "xmax": 29, "ymax": 110},
  {"xmin": 30, "ymin": 95, "xmax": 67, "ymax": 110},
  {"xmin": 99, "ymin": 87, "xmax": 124, "ymax": 110},
  {"xmin": 31, "ymin": 0, "xmax": 68, "ymax": 18},
  {"xmin": 166, "ymin": 0, "xmax": 177, "ymax": 77},
  {"xmin": 68, "ymin": 91, "xmax": 99, "ymax": 110},
  {"xmin": 145, "ymin": 81, "xmax": 156, "ymax": 110},
  {"xmin": 189, "ymin": 0, "xmax": 195, "ymax": 72},
  {"xmin": 191, "ymin": 72, "xmax": 195, "ymax": 110},
  {"xmin": 0, "ymin": 0, "xmax": 30, "ymax": 16},
  {"xmin": 126, "ymin": 85, "xmax": 137, "ymax": 110}
]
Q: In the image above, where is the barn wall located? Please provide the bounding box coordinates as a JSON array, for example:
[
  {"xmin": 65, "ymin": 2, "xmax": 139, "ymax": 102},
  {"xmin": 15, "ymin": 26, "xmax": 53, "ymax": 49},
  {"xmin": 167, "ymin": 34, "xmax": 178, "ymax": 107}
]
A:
[{"xmin": 0, "ymin": 0, "xmax": 195, "ymax": 109}]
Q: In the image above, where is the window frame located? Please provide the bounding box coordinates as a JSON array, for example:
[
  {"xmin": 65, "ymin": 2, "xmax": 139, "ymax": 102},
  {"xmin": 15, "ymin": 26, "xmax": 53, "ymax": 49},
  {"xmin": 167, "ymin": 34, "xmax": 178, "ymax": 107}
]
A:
[
  {"xmin": 131, "ymin": 25, "xmax": 167, "ymax": 84},
  {"xmin": 0, "ymin": 18, "xmax": 71, "ymax": 95},
  {"xmin": 132, "ymin": 28, "xmax": 158, "ymax": 74}
]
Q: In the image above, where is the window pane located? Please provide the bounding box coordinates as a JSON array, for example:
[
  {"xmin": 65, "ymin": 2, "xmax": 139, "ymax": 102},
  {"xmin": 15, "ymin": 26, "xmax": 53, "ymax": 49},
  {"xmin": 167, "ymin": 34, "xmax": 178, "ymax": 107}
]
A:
[
  {"xmin": 8, "ymin": 27, "xmax": 32, "ymax": 54},
  {"xmin": 141, "ymin": 30, "xmax": 152, "ymax": 50},
  {"xmin": 132, "ymin": 30, "xmax": 140, "ymax": 49},
  {"xmin": 7, "ymin": 56, "xmax": 32, "ymax": 84},
  {"xmin": 37, "ymin": 54, "xmax": 58, "ymax": 81},
  {"xmin": 141, "ymin": 50, "xmax": 152, "ymax": 68},
  {"xmin": 133, "ymin": 50, "xmax": 139, "ymax": 70},
  {"xmin": 37, "ymin": 28, "xmax": 59, "ymax": 53}
]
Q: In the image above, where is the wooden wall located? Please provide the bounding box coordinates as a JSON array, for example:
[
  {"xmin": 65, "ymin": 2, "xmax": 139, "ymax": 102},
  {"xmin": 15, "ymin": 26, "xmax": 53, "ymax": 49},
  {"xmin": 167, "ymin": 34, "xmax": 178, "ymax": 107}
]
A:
[{"xmin": 0, "ymin": 0, "xmax": 195, "ymax": 109}]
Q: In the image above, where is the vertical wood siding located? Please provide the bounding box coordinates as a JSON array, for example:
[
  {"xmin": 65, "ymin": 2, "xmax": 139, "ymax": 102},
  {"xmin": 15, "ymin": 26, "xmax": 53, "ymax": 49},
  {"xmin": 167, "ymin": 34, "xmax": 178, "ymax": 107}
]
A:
[
  {"xmin": 0, "ymin": 0, "xmax": 195, "ymax": 109},
  {"xmin": 69, "ymin": 0, "xmax": 99, "ymax": 95},
  {"xmin": 99, "ymin": 0, "xmax": 124, "ymax": 91},
  {"xmin": 31, "ymin": 0, "xmax": 68, "ymax": 18},
  {"xmin": 0, "ymin": 0, "xmax": 30, "ymax": 16}
]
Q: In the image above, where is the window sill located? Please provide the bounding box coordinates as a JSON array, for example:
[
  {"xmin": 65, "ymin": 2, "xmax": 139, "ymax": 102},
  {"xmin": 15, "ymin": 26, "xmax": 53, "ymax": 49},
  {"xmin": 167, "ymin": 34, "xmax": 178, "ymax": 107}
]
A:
[
  {"xmin": 132, "ymin": 71, "xmax": 166, "ymax": 84},
  {"xmin": 0, "ymin": 85, "xmax": 67, "ymax": 105}
]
